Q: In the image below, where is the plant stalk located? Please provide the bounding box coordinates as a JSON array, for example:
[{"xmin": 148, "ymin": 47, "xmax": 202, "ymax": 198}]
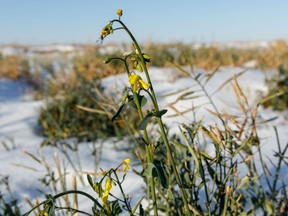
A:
[{"xmin": 113, "ymin": 19, "xmax": 191, "ymax": 215}]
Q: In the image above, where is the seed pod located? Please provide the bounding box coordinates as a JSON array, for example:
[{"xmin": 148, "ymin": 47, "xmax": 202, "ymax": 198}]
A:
[{"xmin": 103, "ymin": 58, "xmax": 111, "ymax": 64}]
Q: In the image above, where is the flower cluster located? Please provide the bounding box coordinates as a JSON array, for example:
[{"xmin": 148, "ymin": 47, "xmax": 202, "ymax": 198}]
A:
[
  {"xmin": 100, "ymin": 23, "xmax": 113, "ymax": 40},
  {"xmin": 100, "ymin": 9, "xmax": 123, "ymax": 41},
  {"xmin": 100, "ymin": 158, "xmax": 131, "ymax": 206},
  {"xmin": 102, "ymin": 177, "xmax": 113, "ymax": 205}
]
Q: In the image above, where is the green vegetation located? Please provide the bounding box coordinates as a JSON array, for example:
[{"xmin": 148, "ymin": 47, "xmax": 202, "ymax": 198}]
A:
[
  {"xmin": 263, "ymin": 63, "xmax": 288, "ymax": 110},
  {"xmin": 66, "ymin": 40, "xmax": 288, "ymax": 74},
  {"xmin": 38, "ymin": 76, "xmax": 122, "ymax": 142},
  {"xmin": 0, "ymin": 54, "xmax": 29, "ymax": 80},
  {"xmin": 1, "ymin": 9, "xmax": 288, "ymax": 216}
]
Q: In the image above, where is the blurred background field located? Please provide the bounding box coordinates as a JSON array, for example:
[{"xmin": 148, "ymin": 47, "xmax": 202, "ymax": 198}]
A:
[{"xmin": 1, "ymin": 40, "xmax": 288, "ymax": 116}]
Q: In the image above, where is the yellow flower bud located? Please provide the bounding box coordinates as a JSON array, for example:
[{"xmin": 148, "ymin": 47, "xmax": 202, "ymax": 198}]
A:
[
  {"xmin": 123, "ymin": 158, "xmax": 131, "ymax": 172},
  {"xmin": 103, "ymin": 57, "xmax": 111, "ymax": 64},
  {"xmin": 38, "ymin": 210, "xmax": 48, "ymax": 216},
  {"xmin": 116, "ymin": 9, "xmax": 123, "ymax": 16}
]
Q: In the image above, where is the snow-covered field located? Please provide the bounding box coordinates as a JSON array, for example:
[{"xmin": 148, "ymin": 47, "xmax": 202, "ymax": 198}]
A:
[{"xmin": 0, "ymin": 64, "xmax": 287, "ymax": 214}]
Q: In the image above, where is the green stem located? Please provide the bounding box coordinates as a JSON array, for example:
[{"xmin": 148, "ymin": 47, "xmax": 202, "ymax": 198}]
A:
[
  {"xmin": 221, "ymin": 187, "xmax": 229, "ymax": 216},
  {"xmin": 272, "ymin": 127, "xmax": 288, "ymax": 198},
  {"xmin": 118, "ymin": 35, "xmax": 158, "ymax": 215},
  {"xmin": 112, "ymin": 169, "xmax": 133, "ymax": 215},
  {"xmin": 132, "ymin": 91, "xmax": 158, "ymax": 215},
  {"xmin": 23, "ymin": 190, "xmax": 104, "ymax": 216},
  {"xmin": 54, "ymin": 207, "xmax": 92, "ymax": 216},
  {"xmin": 112, "ymin": 19, "xmax": 191, "ymax": 215}
]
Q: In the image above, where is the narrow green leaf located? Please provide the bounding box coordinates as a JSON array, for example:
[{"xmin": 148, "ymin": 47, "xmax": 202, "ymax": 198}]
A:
[
  {"xmin": 132, "ymin": 196, "xmax": 145, "ymax": 215},
  {"xmin": 126, "ymin": 95, "xmax": 137, "ymax": 109},
  {"xmin": 205, "ymin": 159, "xmax": 221, "ymax": 186},
  {"xmin": 211, "ymin": 69, "xmax": 248, "ymax": 96},
  {"xmin": 170, "ymin": 140, "xmax": 188, "ymax": 149},
  {"xmin": 160, "ymin": 86, "xmax": 191, "ymax": 98},
  {"xmin": 257, "ymin": 89, "xmax": 288, "ymax": 107},
  {"xmin": 222, "ymin": 161, "xmax": 236, "ymax": 185},
  {"xmin": 111, "ymin": 102, "xmax": 126, "ymax": 122},
  {"xmin": 198, "ymin": 150, "xmax": 214, "ymax": 161},
  {"xmin": 171, "ymin": 62, "xmax": 191, "ymax": 77},
  {"xmin": 204, "ymin": 67, "xmax": 219, "ymax": 85},
  {"xmin": 141, "ymin": 163, "xmax": 168, "ymax": 189},
  {"xmin": 139, "ymin": 95, "xmax": 148, "ymax": 108},
  {"xmin": 87, "ymin": 175, "xmax": 94, "ymax": 189},
  {"xmin": 22, "ymin": 151, "xmax": 42, "ymax": 164},
  {"xmin": 168, "ymin": 91, "xmax": 201, "ymax": 106},
  {"xmin": 128, "ymin": 94, "xmax": 147, "ymax": 109},
  {"xmin": 155, "ymin": 162, "xmax": 169, "ymax": 189},
  {"xmin": 138, "ymin": 112, "xmax": 153, "ymax": 130},
  {"xmin": 195, "ymin": 73, "xmax": 201, "ymax": 80},
  {"xmin": 110, "ymin": 200, "xmax": 122, "ymax": 215},
  {"xmin": 153, "ymin": 109, "xmax": 168, "ymax": 118},
  {"xmin": 180, "ymin": 128, "xmax": 201, "ymax": 175},
  {"xmin": 153, "ymin": 135, "xmax": 164, "ymax": 149},
  {"xmin": 141, "ymin": 163, "xmax": 158, "ymax": 178}
]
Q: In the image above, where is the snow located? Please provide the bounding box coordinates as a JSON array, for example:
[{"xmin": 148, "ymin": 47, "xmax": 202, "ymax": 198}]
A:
[
  {"xmin": 0, "ymin": 65, "xmax": 287, "ymax": 214},
  {"xmin": 29, "ymin": 44, "xmax": 77, "ymax": 53},
  {"xmin": 0, "ymin": 44, "xmax": 85, "ymax": 58},
  {"xmin": 101, "ymin": 66, "xmax": 269, "ymax": 130},
  {"xmin": 0, "ymin": 47, "xmax": 26, "ymax": 56}
]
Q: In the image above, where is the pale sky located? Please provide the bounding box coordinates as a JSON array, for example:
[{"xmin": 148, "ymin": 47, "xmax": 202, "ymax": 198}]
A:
[{"xmin": 1, "ymin": 0, "xmax": 288, "ymax": 45}]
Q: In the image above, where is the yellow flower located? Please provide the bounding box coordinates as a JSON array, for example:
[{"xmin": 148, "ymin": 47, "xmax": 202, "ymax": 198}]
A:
[
  {"xmin": 128, "ymin": 74, "xmax": 140, "ymax": 92},
  {"xmin": 100, "ymin": 24, "xmax": 113, "ymax": 40},
  {"xmin": 101, "ymin": 177, "xmax": 113, "ymax": 205},
  {"xmin": 128, "ymin": 74, "xmax": 150, "ymax": 92},
  {"xmin": 139, "ymin": 79, "xmax": 150, "ymax": 89},
  {"xmin": 123, "ymin": 158, "xmax": 131, "ymax": 172},
  {"xmin": 105, "ymin": 177, "xmax": 113, "ymax": 191},
  {"xmin": 116, "ymin": 9, "xmax": 123, "ymax": 16},
  {"xmin": 102, "ymin": 189, "xmax": 109, "ymax": 205}
]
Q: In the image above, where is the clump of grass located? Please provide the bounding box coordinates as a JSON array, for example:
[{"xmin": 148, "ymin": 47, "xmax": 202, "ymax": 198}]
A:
[
  {"xmin": 257, "ymin": 40, "xmax": 288, "ymax": 70},
  {"xmin": 38, "ymin": 73, "xmax": 125, "ymax": 141},
  {"xmin": 0, "ymin": 54, "xmax": 29, "ymax": 80},
  {"xmin": 0, "ymin": 175, "xmax": 21, "ymax": 216},
  {"xmin": 262, "ymin": 62, "xmax": 288, "ymax": 110},
  {"xmin": 38, "ymin": 51, "xmax": 141, "ymax": 141},
  {"xmin": 142, "ymin": 43, "xmax": 258, "ymax": 70},
  {"xmin": 141, "ymin": 40, "xmax": 288, "ymax": 72}
]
